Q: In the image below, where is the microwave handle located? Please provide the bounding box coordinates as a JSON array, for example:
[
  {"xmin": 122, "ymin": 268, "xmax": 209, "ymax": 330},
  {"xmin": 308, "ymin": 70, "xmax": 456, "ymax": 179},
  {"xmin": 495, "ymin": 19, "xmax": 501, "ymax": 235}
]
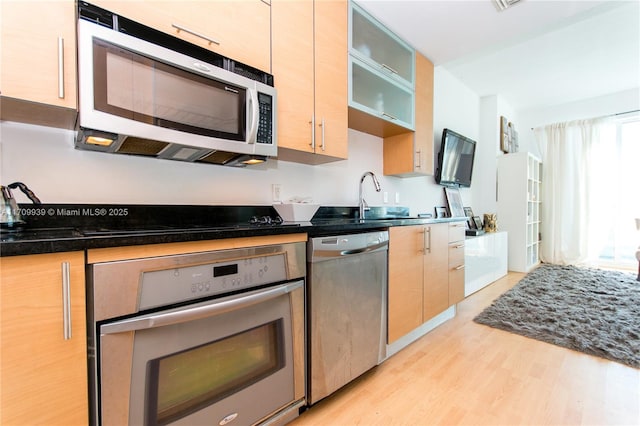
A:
[
  {"xmin": 247, "ymin": 88, "xmax": 259, "ymax": 144},
  {"xmin": 100, "ymin": 281, "xmax": 303, "ymax": 335}
]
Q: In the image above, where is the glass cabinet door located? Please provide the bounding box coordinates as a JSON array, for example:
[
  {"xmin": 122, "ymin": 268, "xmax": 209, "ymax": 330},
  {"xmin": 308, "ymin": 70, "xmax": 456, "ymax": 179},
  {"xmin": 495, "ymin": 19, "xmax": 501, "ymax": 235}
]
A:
[
  {"xmin": 349, "ymin": 58, "xmax": 414, "ymax": 130},
  {"xmin": 350, "ymin": 2, "xmax": 414, "ymax": 87}
]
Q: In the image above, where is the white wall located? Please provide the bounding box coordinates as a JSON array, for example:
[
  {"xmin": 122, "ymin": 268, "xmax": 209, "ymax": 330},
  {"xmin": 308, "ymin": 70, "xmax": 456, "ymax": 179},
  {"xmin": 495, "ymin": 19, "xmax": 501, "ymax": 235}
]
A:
[
  {"xmin": 0, "ymin": 68, "xmax": 484, "ymax": 217},
  {"xmin": 432, "ymin": 66, "xmax": 481, "ymax": 213}
]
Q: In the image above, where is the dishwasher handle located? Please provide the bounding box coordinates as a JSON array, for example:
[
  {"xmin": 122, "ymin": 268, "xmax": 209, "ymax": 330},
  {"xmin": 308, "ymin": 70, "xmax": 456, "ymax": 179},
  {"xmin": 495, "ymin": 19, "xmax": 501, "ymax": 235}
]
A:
[{"xmin": 311, "ymin": 240, "xmax": 388, "ymax": 261}]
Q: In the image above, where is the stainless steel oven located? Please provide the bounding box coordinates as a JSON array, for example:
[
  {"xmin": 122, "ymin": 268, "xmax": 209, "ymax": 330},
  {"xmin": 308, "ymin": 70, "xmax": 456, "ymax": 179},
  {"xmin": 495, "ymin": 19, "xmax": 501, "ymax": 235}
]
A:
[{"xmin": 87, "ymin": 242, "xmax": 305, "ymax": 426}]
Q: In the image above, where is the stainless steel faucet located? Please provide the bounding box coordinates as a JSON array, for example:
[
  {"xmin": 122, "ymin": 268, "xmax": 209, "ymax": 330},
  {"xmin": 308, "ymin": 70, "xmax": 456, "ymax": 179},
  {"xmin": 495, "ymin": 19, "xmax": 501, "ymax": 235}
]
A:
[{"xmin": 358, "ymin": 171, "xmax": 382, "ymax": 220}]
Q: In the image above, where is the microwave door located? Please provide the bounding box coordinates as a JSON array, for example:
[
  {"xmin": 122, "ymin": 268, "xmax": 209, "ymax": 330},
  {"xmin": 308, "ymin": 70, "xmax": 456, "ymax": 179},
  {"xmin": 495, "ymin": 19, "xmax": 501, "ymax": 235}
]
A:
[{"xmin": 92, "ymin": 39, "xmax": 248, "ymax": 142}]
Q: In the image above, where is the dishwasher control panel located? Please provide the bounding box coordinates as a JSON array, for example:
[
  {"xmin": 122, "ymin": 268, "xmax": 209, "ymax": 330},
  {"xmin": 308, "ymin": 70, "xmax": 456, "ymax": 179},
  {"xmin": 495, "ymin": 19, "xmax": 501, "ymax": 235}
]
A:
[{"xmin": 138, "ymin": 253, "xmax": 287, "ymax": 310}]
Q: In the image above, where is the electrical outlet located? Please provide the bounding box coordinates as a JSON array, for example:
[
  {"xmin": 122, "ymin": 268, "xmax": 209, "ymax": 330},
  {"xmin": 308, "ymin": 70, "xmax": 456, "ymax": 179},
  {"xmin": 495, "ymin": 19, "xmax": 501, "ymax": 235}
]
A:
[
  {"xmin": 383, "ymin": 192, "xmax": 389, "ymax": 203},
  {"xmin": 272, "ymin": 184, "xmax": 282, "ymax": 202}
]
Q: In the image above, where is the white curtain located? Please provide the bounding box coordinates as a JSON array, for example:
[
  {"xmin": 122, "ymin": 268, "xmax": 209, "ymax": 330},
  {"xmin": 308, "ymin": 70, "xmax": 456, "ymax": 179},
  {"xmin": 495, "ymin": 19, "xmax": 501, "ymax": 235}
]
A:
[{"xmin": 534, "ymin": 118, "xmax": 615, "ymax": 265}]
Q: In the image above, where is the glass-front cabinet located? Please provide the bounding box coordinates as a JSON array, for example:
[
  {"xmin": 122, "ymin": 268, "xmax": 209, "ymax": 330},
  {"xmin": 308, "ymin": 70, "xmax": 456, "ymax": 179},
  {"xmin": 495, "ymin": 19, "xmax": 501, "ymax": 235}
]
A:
[
  {"xmin": 350, "ymin": 59, "xmax": 414, "ymax": 128},
  {"xmin": 348, "ymin": 1, "xmax": 415, "ymax": 134},
  {"xmin": 350, "ymin": 3, "xmax": 414, "ymax": 85}
]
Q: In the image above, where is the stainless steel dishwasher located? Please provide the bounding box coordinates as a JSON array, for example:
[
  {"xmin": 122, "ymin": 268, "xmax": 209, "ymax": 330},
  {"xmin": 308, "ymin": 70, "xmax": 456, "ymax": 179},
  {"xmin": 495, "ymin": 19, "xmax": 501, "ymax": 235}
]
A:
[{"xmin": 307, "ymin": 230, "xmax": 389, "ymax": 404}]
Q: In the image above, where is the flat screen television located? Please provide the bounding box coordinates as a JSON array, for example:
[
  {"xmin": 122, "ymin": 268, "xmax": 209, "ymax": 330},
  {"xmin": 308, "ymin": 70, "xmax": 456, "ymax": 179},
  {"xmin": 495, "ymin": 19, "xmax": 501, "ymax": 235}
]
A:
[{"xmin": 435, "ymin": 128, "xmax": 477, "ymax": 188}]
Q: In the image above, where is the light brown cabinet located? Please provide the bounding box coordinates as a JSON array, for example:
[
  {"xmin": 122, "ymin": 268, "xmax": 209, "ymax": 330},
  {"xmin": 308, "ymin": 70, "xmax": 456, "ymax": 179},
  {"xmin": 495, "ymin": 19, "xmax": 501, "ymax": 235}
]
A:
[
  {"xmin": 0, "ymin": 251, "xmax": 88, "ymax": 425},
  {"xmin": 272, "ymin": 0, "xmax": 348, "ymax": 164},
  {"xmin": 382, "ymin": 52, "xmax": 435, "ymax": 177},
  {"xmin": 90, "ymin": 0, "xmax": 271, "ymax": 72},
  {"xmin": 0, "ymin": 0, "xmax": 77, "ymax": 128},
  {"xmin": 388, "ymin": 221, "xmax": 466, "ymax": 344},
  {"xmin": 423, "ymin": 222, "xmax": 450, "ymax": 321},
  {"xmin": 448, "ymin": 222, "xmax": 466, "ymax": 304}
]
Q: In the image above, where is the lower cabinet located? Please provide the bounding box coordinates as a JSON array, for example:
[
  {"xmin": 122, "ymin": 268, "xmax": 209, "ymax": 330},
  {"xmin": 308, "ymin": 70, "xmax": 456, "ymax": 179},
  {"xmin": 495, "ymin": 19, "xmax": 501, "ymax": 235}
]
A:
[
  {"xmin": 388, "ymin": 221, "xmax": 466, "ymax": 344},
  {"xmin": 448, "ymin": 222, "xmax": 466, "ymax": 305},
  {"xmin": 0, "ymin": 251, "xmax": 88, "ymax": 425}
]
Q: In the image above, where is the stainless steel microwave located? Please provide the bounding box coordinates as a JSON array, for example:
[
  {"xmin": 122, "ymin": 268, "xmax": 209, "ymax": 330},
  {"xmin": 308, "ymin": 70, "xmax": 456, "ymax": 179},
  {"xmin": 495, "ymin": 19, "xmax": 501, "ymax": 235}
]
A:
[{"xmin": 76, "ymin": 3, "xmax": 276, "ymax": 167}]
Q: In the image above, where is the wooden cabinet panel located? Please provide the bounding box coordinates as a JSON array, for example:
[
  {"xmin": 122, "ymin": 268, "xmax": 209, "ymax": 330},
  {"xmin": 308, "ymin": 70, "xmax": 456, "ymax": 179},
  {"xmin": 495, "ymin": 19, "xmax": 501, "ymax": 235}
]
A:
[
  {"xmin": 1, "ymin": 0, "xmax": 77, "ymax": 108},
  {"xmin": 448, "ymin": 222, "xmax": 466, "ymax": 305},
  {"xmin": 314, "ymin": 0, "xmax": 349, "ymax": 160},
  {"xmin": 273, "ymin": 0, "xmax": 348, "ymax": 164},
  {"xmin": 423, "ymin": 223, "xmax": 449, "ymax": 321},
  {"xmin": 388, "ymin": 226, "xmax": 424, "ymax": 343},
  {"xmin": 271, "ymin": 0, "xmax": 315, "ymax": 156},
  {"xmin": 1, "ymin": 251, "xmax": 88, "ymax": 425},
  {"xmin": 91, "ymin": 0, "xmax": 271, "ymax": 72}
]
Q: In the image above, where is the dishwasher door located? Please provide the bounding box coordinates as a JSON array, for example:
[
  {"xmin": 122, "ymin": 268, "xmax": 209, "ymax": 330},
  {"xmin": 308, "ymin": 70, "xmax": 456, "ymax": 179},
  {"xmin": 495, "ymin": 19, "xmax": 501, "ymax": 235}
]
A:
[{"xmin": 307, "ymin": 231, "xmax": 389, "ymax": 404}]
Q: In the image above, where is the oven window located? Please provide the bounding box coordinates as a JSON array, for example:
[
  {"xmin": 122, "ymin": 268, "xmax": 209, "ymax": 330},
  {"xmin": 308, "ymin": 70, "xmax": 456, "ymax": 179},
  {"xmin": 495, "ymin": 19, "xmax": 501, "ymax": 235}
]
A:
[
  {"xmin": 92, "ymin": 39, "xmax": 246, "ymax": 141},
  {"xmin": 145, "ymin": 319, "xmax": 285, "ymax": 425}
]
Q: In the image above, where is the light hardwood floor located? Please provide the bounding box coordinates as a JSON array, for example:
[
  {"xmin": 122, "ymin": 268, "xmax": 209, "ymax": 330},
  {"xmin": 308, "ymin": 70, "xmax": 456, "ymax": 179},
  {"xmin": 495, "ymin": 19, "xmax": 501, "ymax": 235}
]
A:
[{"xmin": 292, "ymin": 272, "xmax": 640, "ymax": 426}]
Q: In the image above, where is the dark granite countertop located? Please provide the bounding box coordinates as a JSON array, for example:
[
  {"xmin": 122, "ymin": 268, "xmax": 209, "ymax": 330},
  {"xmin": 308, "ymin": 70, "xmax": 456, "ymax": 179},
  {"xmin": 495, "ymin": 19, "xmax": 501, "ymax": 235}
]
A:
[{"xmin": 0, "ymin": 204, "xmax": 465, "ymax": 257}]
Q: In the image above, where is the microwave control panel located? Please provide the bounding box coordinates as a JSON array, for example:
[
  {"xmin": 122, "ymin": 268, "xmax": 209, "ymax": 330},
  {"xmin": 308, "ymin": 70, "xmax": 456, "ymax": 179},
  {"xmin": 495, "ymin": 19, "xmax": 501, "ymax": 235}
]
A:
[{"xmin": 257, "ymin": 92, "xmax": 273, "ymax": 145}]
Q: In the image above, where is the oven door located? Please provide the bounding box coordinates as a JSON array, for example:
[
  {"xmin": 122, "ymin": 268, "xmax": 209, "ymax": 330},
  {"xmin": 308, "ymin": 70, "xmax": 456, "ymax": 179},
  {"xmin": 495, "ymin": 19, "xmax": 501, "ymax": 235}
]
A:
[{"xmin": 97, "ymin": 281, "xmax": 304, "ymax": 426}]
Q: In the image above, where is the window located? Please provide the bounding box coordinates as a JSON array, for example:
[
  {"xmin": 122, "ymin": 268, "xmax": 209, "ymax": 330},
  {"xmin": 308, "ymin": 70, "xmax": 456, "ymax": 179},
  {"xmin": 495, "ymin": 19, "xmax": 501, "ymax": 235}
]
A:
[{"xmin": 588, "ymin": 114, "xmax": 640, "ymax": 269}]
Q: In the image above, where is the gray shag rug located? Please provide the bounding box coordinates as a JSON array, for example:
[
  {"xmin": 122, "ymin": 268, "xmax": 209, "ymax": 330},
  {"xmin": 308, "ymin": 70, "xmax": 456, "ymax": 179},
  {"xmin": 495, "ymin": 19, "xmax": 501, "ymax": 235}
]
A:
[{"xmin": 474, "ymin": 263, "xmax": 640, "ymax": 369}]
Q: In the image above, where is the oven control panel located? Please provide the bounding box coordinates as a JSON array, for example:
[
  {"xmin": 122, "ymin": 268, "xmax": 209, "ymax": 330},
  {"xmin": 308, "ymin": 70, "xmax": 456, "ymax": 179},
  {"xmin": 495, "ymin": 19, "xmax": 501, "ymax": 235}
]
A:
[{"xmin": 138, "ymin": 253, "xmax": 288, "ymax": 310}]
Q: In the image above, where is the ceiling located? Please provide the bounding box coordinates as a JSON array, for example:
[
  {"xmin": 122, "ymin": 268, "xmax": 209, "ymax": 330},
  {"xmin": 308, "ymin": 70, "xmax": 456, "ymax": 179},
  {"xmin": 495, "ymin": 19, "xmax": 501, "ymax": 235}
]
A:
[{"xmin": 357, "ymin": 0, "xmax": 640, "ymax": 111}]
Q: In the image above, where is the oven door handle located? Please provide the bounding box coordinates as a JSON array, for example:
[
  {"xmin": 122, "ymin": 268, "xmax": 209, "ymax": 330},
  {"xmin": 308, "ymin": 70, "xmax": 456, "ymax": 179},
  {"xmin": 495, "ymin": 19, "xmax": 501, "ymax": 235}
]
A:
[{"xmin": 100, "ymin": 281, "xmax": 303, "ymax": 335}]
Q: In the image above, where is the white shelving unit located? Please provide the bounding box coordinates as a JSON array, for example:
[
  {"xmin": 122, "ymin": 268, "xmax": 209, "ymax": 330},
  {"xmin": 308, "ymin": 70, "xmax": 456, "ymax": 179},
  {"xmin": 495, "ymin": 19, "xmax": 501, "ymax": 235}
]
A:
[{"xmin": 497, "ymin": 152, "xmax": 542, "ymax": 272}]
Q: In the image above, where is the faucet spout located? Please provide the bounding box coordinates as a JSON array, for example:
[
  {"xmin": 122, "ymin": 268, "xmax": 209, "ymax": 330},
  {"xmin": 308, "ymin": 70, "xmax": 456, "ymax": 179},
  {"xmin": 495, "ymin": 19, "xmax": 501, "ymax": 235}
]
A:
[{"xmin": 358, "ymin": 171, "xmax": 382, "ymax": 220}]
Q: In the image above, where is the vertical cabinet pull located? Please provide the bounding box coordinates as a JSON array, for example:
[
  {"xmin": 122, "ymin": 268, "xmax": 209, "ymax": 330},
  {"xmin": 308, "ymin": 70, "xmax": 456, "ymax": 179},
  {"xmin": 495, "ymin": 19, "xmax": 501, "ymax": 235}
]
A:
[
  {"xmin": 61, "ymin": 261, "xmax": 72, "ymax": 340},
  {"xmin": 423, "ymin": 227, "xmax": 431, "ymax": 255},
  {"xmin": 415, "ymin": 149, "xmax": 422, "ymax": 169},
  {"xmin": 309, "ymin": 116, "xmax": 316, "ymax": 149},
  {"xmin": 320, "ymin": 118, "xmax": 326, "ymax": 151},
  {"xmin": 57, "ymin": 37, "xmax": 64, "ymax": 99}
]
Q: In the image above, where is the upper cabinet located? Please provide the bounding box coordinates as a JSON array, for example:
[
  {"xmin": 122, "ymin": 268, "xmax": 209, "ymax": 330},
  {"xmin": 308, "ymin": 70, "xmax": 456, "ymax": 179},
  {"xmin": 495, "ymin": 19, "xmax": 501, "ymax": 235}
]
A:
[
  {"xmin": 273, "ymin": 0, "xmax": 349, "ymax": 164},
  {"xmin": 0, "ymin": 0, "xmax": 77, "ymax": 127},
  {"xmin": 383, "ymin": 53, "xmax": 434, "ymax": 177},
  {"xmin": 348, "ymin": 2, "xmax": 415, "ymax": 137},
  {"xmin": 91, "ymin": 1, "xmax": 271, "ymax": 72}
]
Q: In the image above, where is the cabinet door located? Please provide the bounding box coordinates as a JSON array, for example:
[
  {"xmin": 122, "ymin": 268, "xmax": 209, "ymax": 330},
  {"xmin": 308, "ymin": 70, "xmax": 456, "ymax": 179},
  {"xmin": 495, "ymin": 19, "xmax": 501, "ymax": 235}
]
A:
[
  {"xmin": 313, "ymin": 0, "xmax": 349, "ymax": 160},
  {"xmin": 448, "ymin": 222, "xmax": 466, "ymax": 305},
  {"xmin": 273, "ymin": 0, "xmax": 348, "ymax": 163},
  {"xmin": 1, "ymin": 0, "xmax": 76, "ymax": 108},
  {"xmin": 423, "ymin": 223, "xmax": 449, "ymax": 321},
  {"xmin": 1, "ymin": 252, "xmax": 88, "ymax": 425},
  {"xmin": 272, "ymin": 0, "xmax": 315, "ymax": 156},
  {"xmin": 388, "ymin": 226, "xmax": 424, "ymax": 343},
  {"xmin": 382, "ymin": 52, "xmax": 434, "ymax": 177},
  {"xmin": 91, "ymin": 0, "xmax": 271, "ymax": 71}
]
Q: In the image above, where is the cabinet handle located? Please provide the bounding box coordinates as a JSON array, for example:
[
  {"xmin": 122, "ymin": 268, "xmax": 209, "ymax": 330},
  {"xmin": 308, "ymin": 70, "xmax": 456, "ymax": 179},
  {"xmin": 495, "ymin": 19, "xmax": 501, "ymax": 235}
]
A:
[
  {"xmin": 57, "ymin": 37, "xmax": 64, "ymax": 99},
  {"xmin": 381, "ymin": 63, "xmax": 399, "ymax": 75},
  {"xmin": 61, "ymin": 261, "xmax": 72, "ymax": 340},
  {"xmin": 171, "ymin": 23, "xmax": 220, "ymax": 45},
  {"xmin": 454, "ymin": 264, "xmax": 465, "ymax": 271},
  {"xmin": 423, "ymin": 227, "xmax": 431, "ymax": 255},
  {"xmin": 453, "ymin": 244, "xmax": 465, "ymax": 249},
  {"xmin": 415, "ymin": 149, "xmax": 421, "ymax": 169},
  {"xmin": 382, "ymin": 112, "xmax": 398, "ymax": 121},
  {"xmin": 320, "ymin": 118, "xmax": 325, "ymax": 151},
  {"xmin": 309, "ymin": 116, "xmax": 316, "ymax": 149}
]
